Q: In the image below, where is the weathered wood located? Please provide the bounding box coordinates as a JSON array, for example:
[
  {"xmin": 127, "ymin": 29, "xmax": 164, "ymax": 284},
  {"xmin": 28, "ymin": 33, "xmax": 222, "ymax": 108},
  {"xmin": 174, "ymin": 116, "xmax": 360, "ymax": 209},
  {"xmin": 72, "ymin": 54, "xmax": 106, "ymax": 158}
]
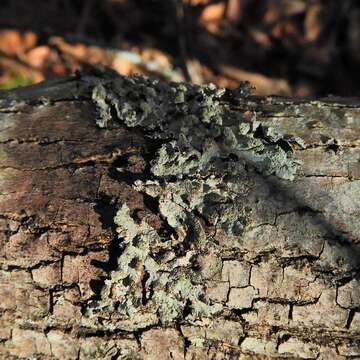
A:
[{"xmin": 0, "ymin": 69, "xmax": 359, "ymax": 359}]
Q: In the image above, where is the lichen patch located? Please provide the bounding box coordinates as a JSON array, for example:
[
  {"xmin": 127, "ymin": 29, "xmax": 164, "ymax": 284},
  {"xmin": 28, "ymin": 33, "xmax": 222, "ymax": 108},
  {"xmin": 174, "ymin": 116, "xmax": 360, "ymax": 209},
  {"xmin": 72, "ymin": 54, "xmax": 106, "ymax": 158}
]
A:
[
  {"xmin": 92, "ymin": 75, "xmax": 301, "ymax": 181},
  {"xmin": 87, "ymin": 203, "xmax": 222, "ymax": 325}
]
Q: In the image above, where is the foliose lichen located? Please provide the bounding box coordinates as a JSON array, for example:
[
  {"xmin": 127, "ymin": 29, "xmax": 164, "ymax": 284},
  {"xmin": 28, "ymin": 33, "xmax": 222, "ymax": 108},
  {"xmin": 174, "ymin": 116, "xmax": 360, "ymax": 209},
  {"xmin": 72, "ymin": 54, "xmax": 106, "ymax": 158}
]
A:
[
  {"xmin": 89, "ymin": 73, "xmax": 303, "ymax": 326},
  {"xmin": 91, "ymin": 75, "xmax": 301, "ymax": 181},
  {"xmin": 91, "ymin": 202, "xmax": 222, "ymax": 325}
]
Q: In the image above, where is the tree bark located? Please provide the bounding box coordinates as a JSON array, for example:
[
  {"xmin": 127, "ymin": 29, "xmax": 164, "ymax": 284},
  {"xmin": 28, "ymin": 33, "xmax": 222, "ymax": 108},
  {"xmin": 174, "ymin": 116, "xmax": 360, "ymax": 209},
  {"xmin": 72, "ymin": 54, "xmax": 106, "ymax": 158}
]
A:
[{"xmin": 0, "ymin": 69, "xmax": 359, "ymax": 359}]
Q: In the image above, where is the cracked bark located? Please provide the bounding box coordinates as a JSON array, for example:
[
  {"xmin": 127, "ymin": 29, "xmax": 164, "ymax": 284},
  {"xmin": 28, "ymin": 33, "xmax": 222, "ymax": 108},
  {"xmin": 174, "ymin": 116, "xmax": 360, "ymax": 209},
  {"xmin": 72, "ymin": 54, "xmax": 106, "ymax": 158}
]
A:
[{"xmin": 0, "ymin": 70, "xmax": 359, "ymax": 360}]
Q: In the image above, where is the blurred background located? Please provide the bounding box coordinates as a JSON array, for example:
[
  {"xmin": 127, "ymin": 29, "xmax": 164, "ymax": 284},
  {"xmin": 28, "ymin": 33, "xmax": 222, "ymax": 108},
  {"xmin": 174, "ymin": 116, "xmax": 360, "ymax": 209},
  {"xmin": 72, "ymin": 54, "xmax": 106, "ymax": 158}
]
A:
[{"xmin": 0, "ymin": 0, "xmax": 359, "ymax": 96}]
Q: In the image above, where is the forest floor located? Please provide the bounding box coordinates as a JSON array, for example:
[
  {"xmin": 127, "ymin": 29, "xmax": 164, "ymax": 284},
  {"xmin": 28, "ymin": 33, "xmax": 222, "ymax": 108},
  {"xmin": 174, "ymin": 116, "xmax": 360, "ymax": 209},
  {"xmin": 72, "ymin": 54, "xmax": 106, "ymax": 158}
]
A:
[{"xmin": 0, "ymin": 0, "xmax": 359, "ymax": 96}]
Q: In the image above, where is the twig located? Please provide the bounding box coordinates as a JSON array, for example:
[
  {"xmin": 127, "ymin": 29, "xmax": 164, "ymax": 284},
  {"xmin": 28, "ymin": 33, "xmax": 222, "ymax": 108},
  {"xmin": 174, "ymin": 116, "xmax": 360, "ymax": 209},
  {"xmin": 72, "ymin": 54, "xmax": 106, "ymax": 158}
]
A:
[{"xmin": 172, "ymin": 0, "xmax": 192, "ymax": 82}]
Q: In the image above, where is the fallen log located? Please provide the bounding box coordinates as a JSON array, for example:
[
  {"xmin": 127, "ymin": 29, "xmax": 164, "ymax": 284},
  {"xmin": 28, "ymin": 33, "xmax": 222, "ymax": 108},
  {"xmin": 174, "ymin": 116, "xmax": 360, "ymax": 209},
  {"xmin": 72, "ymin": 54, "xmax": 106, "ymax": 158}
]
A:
[{"xmin": 0, "ymin": 67, "xmax": 359, "ymax": 359}]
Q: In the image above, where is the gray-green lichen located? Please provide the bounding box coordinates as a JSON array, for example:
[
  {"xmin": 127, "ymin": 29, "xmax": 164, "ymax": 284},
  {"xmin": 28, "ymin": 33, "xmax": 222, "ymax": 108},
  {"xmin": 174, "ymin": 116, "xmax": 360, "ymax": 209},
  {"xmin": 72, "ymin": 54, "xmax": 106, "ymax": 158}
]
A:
[
  {"xmin": 87, "ymin": 173, "xmax": 255, "ymax": 326},
  {"xmin": 91, "ymin": 75, "xmax": 301, "ymax": 181},
  {"xmin": 135, "ymin": 177, "xmax": 251, "ymax": 240},
  {"xmin": 88, "ymin": 73, "xmax": 304, "ymax": 327},
  {"xmin": 92, "ymin": 84, "xmax": 112, "ymax": 128},
  {"xmin": 89, "ymin": 202, "xmax": 222, "ymax": 325}
]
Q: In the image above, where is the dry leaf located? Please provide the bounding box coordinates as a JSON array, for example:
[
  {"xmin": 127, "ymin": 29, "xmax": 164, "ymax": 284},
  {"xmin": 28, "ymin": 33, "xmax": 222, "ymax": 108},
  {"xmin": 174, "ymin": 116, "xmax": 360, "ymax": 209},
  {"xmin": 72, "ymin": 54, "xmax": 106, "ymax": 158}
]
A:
[
  {"xmin": 0, "ymin": 30, "xmax": 37, "ymax": 55},
  {"xmin": 304, "ymin": 2, "xmax": 323, "ymax": 42}
]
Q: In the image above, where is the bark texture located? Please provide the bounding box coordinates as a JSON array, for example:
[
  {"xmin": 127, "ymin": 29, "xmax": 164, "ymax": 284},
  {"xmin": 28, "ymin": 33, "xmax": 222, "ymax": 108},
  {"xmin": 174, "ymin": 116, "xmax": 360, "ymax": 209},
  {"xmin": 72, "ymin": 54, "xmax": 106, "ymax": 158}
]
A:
[{"xmin": 0, "ymin": 68, "xmax": 359, "ymax": 359}]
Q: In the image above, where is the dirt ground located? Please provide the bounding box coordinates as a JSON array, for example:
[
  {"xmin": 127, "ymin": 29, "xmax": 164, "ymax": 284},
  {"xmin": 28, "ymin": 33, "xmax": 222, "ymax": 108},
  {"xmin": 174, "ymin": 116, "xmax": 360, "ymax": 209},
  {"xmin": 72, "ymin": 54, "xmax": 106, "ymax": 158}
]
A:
[{"xmin": 0, "ymin": 0, "xmax": 359, "ymax": 96}]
